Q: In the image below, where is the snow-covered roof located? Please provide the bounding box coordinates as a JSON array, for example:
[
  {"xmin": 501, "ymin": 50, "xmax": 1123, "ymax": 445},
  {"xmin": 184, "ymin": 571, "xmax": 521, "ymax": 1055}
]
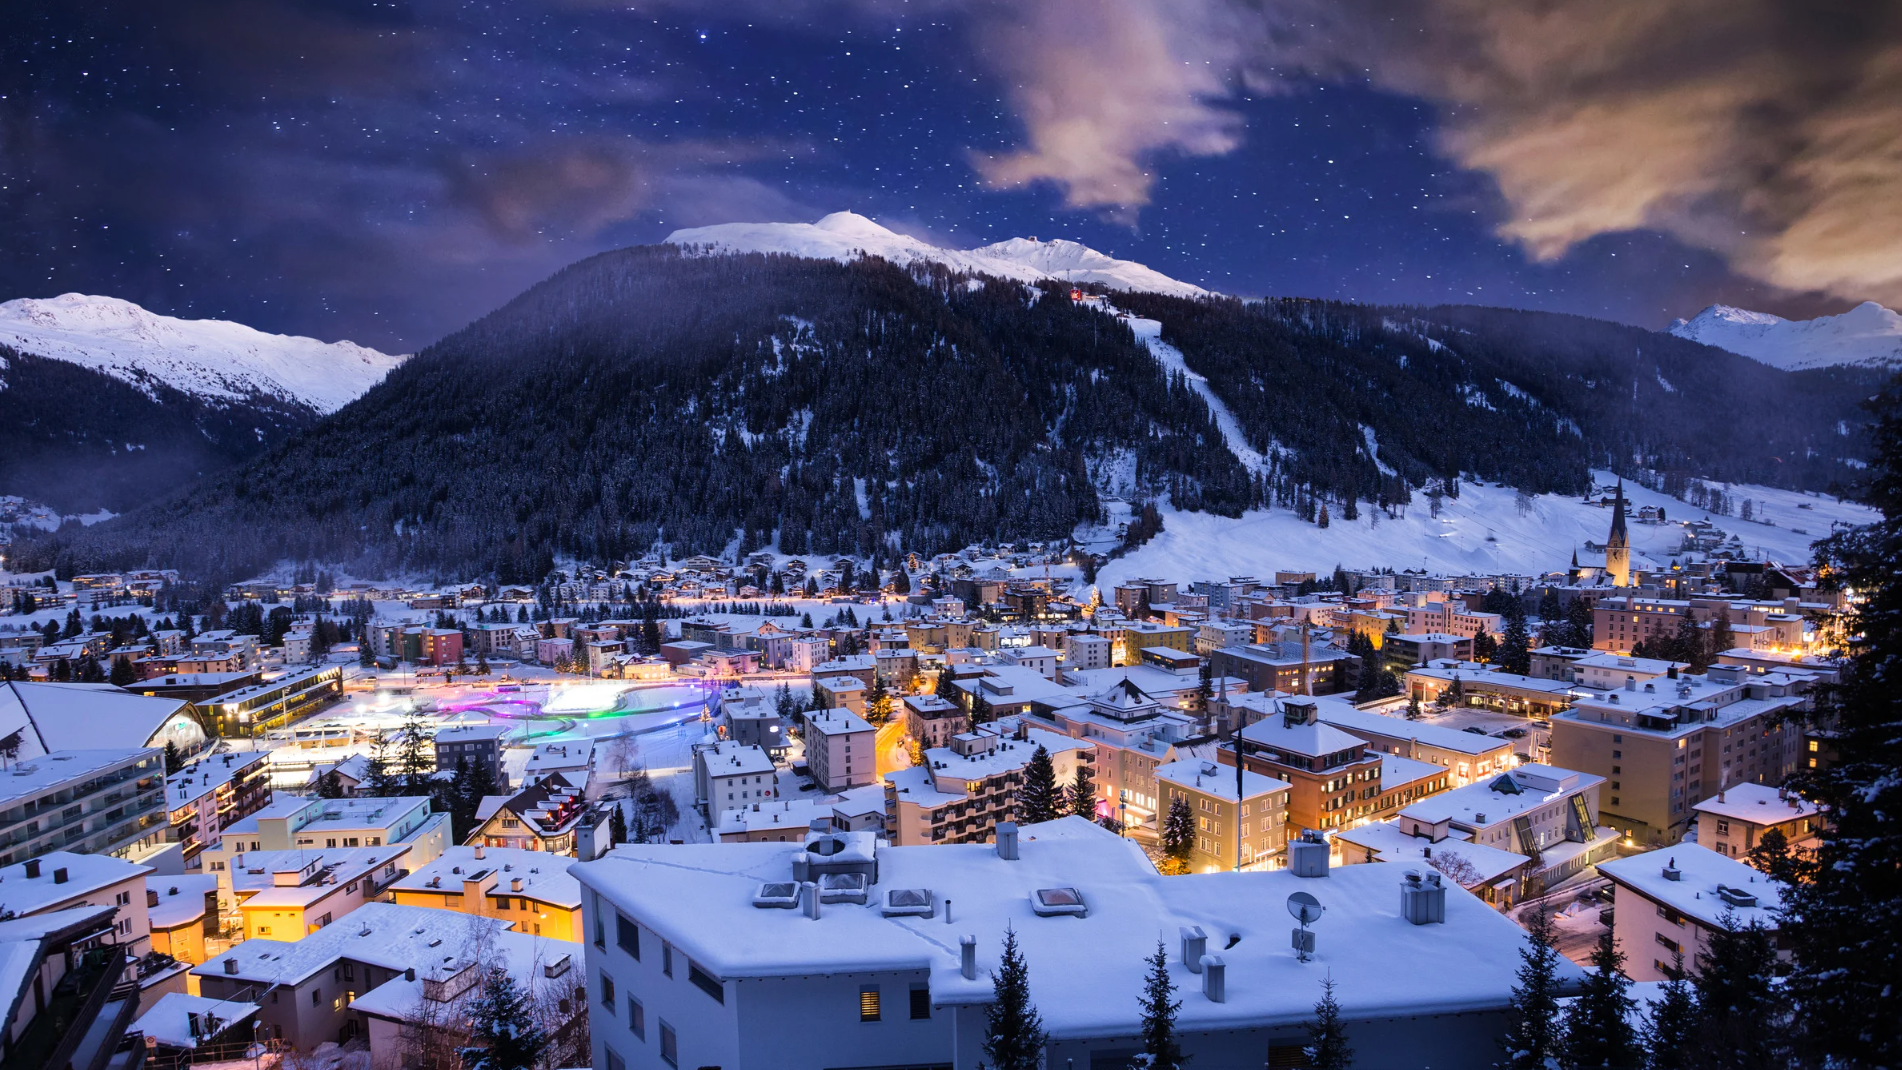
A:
[
  {"xmin": 1238, "ymin": 715, "xmax": 1366, "ymax": 759},
  {"xmin": 806, "ymin": 708, "xmax": 874, "ymax": 737},
  {"xmin": 0, "ymin": 681, "xmax": 199, "ymax": 758},
  {"xmin": 0, "ymin": 850, "xmax": 151, "ymax": 915},
  {"xmin": 1314, "ymin": 701, "xmax": 1514, "ymax": 755},
  {"xmin": 221, "ymin": 794, "xmax": 434, "ymax": 838},
  {"xmin": 146, "ymin": 874, "xmax": 220, "ymax": 930},
  {"xmin": 1332, "ymin": 821, "xmax": 1529, "ymax": 886},
  {"xmin": 699, "ymin": 741, "xmax": 775, "ymax": 779},
  {"xmin": 132, "ymin": 993, "xmax": 260, "ymax": 1048},
  {"xmin": 392, "ymin": 846, "xmax": 580, "ymax": 909},
  {"xmin": 166, "ymin": 749, "xmax": 269, "ymax": 809},
  {"xmin": 1691, "ymin": 783, "xmax": 1820, "ymax": 825},
  {"xmin": 348, "ymin": 922, "xmax": 580, "ymax": 1023},
  {"xmin": 1599, "ymin": 844, "xmax": 1786, "ymax": 930},
  {"xmin": 1380, "ymin": 754, "xmax": 1453, "ymax": 788},
  {"xmin": 193, "ymin": 902, "xmax": 517, "ymax": 986},
  {"xmin": 1399, "ymin": 766, "xmax": 1602, "ymax": 831},
  {"xmin": 231, "ymin": 846, "xmax": 409, "ymax": 907},
  {"xmin": 434, "ymin": 724, "xmax": 512, "ymax": 743},
  {"xmin": 576, "ymin": 816, "xmax": 1577, "ymax": 1037},
  {"xmin": 1154, "ymin": 759, "xmax": 1289, "ymax": 801}
]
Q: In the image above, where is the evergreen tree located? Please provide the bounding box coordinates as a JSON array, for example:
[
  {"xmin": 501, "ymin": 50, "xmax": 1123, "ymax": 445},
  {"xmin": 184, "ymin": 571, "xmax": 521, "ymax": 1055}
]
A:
[
  {"xmin": 1135, "ymin": 940, "xmax": 1186, "ymax": 1070},
  {"xmin": 1641, "ymin": 952, "xmax": 1697, "ymax": 1070},
  {"xmin": 935, "ymin": 667, "xmax": 958, "ymax": 700},
  {"xmin": 1560, "ymin": 930, "xmax": 1639, "ymax": 1070},
  {"xmin": 1500, "ymin": 906, "xmax": 1564, "ymax": 1070},
  {"xmin": 608, "ymin": 798, "xmax": 628, "ymax": 845},
  {"xmin": 1742, "ymin": 825, "xmax": 1800, "ymax": 886},
  {"xmin": 1783, "ymin": 383, "xmax": 1902, "ymax": 1070},
  {"xmin": 316, "ymin": 769, "xmax": 346, "ymax": 798},
  {"xmin": 1472, "ymin": 630, "xmax": 1499, "ymax": 664},
  {"xmin": 163, "ymin": 740, "xmax": 184, "ymax": 775},
  {"xmin": 809, "ymin": 679, "xmax": 827, "ymax": 712},
  {"xmin": 1499, "ymin": 603, "xmax": 1533, "ymax": 676},
  {"xmin": 1405, "ymin": 692, "xmax": 1423, "ymax": 720},
  {"xmin": 1692, "ymin": 913, "xmax": 1784, "ymax": 1070},
  {"xmin": 108, "ymin": 658, "xmax": 136, "ymax": 686},
  {"xmin": 969, "ymin": 688, "xmax": 994, "ymax": 728},
  {"xmin": 1067, "ymin": 763, "xmax": 1097, "ymax": 819},
  {"xmin": 1671, "ymin": 612, "xmax": 1707, "ymax": 672},
  {"xmin": 982, "ymin": 927, "xmax": 1046, "ymax": 1070},
  {"xmin": 365, "ymin": 736, "xmax": 395, "ymax": 797},
  {"xmin": 1706, "ymin": 608, "xmax": 1734, "ymax": 660},
  {"xmin": 866, "ymin": 671, "xmax": 894, "ymax": 725},
  {"xmin": 1016, "ymin": 745, "xmax": 1060, "ymax": 825},
  {"xmin": 1305, "ymin": 975, "xmax": 1354, "ymax": 1070},
  {"xmin": 460, "ymin": 966, "xmax": 550, "ymax": 1070},
  {"xmin": 1564, "ymin": 598, "xmax": 1595, "ymax": 648},
  {"xmin": 1160, "ymin": 796, "xmax": 1195, "ymax": 874}
]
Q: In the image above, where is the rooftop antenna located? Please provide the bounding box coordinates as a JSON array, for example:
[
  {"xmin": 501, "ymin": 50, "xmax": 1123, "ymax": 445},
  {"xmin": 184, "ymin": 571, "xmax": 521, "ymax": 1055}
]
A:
[{"xmin": 1287, "ymin": 891, "xmax": 1324, "ymax": 962}]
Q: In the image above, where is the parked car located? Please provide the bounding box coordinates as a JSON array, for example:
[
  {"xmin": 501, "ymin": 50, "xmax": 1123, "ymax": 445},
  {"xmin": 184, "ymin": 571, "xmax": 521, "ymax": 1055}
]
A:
[{"xmin": 1463, "ymin": 726, "xmax": 1491, "ymax": 735}]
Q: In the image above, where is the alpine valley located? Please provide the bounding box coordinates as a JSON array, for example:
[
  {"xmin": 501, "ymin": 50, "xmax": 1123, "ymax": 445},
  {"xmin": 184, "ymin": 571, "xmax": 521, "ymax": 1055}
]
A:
[{"xmin": 5, "ymin": 216, "xmax": 1882, "ymax": 581}]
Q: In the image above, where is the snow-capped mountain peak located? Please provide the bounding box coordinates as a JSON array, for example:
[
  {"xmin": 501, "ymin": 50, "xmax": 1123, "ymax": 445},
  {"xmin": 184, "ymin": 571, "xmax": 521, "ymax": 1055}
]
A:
[
  {"xmin": 1669, "ymin": 300, "xmax": 1902, "ymax": 371},
  {"xmin": 665, "ymin": 211, "xmax": 1209, "ymax": 298},
  {"xmin": 0, "ymin": 293, "xmax": 407, "ymax": 413}
]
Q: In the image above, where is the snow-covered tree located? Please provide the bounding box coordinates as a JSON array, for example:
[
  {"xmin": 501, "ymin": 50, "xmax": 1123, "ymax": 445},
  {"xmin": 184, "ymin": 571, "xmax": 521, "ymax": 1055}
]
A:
[
  {"xmin": 1133, "ymin": 940, "xmax": 1185, "ymax": 1070},
  {"xmin": 1693, "ymin": 912, "xmax": 1785, "ymax": 1068},
  {"xmin": 982, "ymin": 927, "xmax": 1045, "ymax": 1070},
  {"xmin": 460, "ymin": 966, "xmax": 550, "ymax": 1070},
  {"xmin": 1160, "ymin": 796, "xmax": 1195, "ymax": 874},
  {"xmin": 1016, "ymin": 746, "xmax": 1059, "ymax": 825},
  {"xmin": 1559, "ymin": 930, "xmax": 1638, "ymax": 1070},
  {"xmin": 1304, "ymin": 975, "xmax": 1354, "ymax": 1070},
  {"xmin": 1640, "ymin": 952, "xmax": 1696, "ymax": 1070},
  {"xmin": 1500, "ymin": 906, "xmax": 1563, "ymax": 1069}
]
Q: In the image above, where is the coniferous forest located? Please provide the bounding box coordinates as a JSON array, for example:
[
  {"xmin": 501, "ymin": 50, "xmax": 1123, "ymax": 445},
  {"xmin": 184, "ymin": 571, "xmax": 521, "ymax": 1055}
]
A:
[{"xmin": 11, "ymin": 247, "xmax": 1876, "ymax": 581}]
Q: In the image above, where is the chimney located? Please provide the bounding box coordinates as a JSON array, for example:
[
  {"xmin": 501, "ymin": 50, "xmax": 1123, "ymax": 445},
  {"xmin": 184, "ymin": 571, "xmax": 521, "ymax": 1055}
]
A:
[
  {"xmin": 1663, "ymin": 857, "xmax": 1681, "ymax": 881},
  {"xmin": 960, "ymin": 935, "xmax": 977, "ymax": 980},
  {"xmin": 1289, "ymin": 830, "xmax": 1329, "ymax": 878},
  {"xmin": 53, "ymin": 867, "xmax": 68, "ymax": 884},
  {"xmin": 224, "ymin": 958, "xmax": 239, "ymax": 974},
  {"xmin": 943, "ymin": 899, "xmax": 952, "ymax": 924},
  {"xmin": 1201, "ymin": 956, "xmax": 1226, "ymax": 1003},
  {"xmin": 24, "ymin": 859, "xmax": 40, "ymax": 879},
  {"xmin": 1401, "ymin": 870, "xmax": 1447, "ymax": 925},
  {"xmin": 792, "ymin": 851, "xmax": 812, "ymax": 883},
  {"xmin": 1180, "ymin": 926, "xmax": 1207, "ymax": 974},
  {"xmin": 405, "ymin": 968, "xmax": 417, "ymax": 982},
  {"xmin": 511, "ymin": 877, "xmax": 524, "ymax": 892},
  {"xmin": 799, "ymin": 880, "xmax": 821, "ymax": 919},
  {"xmin": 473, "ymin": 845, "xmax": 485, "ymax": 860},
  {"xmin": 996, "ymin": 822, "xmax": 1019, "ymax": 860}
]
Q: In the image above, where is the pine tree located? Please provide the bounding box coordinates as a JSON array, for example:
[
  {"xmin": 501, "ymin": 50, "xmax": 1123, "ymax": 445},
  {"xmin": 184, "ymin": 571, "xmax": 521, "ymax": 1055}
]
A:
[
  {"xmin": 809, "ymin": 679, "xmax": 827, "ymax": 712},
  {"xmin": 982, "ymin": 927, "xmax": 1046, "ymax": 1070},
  {"xmin": 1784, "ymin": 384, "xmax": 1902, "ymax": 1069},
  {"xmin": 163, "ymin": 740, "xmax": 184, "ymax": 775},
  {"xmin": 1500, "ymin": 906, "xmax": 1564, "ymax": 1070},
  {"xmin": 1405, "ymin": 692, "xmax": 1423, "ymax": 720},
  {"xmin": 1742, "ymin": 825, "xmax": 1800, "ymax": 885},
  {"xmin": 1472, "ymin": 631, "xmax": 1499, "ymax": 664},
  {"xmin": 1305, "ymin": 975, "xmax": 1354, "ymax": 1070},
  {"xmin": 1500, "ymin": 603, "xmax": 1533, "ymax": 676},
  {"xmin": 969, "ymin": 688, "xmax": 994, "ymax": 728},
  {"xmin": 1560, "ymin": 930, "xmax": 1639, "ymax": 1070},
  {"xmin": 1067, "ymin": 762, "xmax": 1097, "ymax": 819},
  {"xmin": 1564, "ymin": 598, "xmax": 1595, "ymax": 648},
  {"xmin": 1160, "ymin": 796, "xmax": 1195, "ymax": 874},
  {"xmin": 608, "ymin": 798, "xmax": 628, "ymax": 845},
  {"xmin": 108, "ymin": 658, "xmax": 136, "ymax": 686},
  {"xmin": 1706, "ymin": 607, "xmax": 1734, "ymax": 660},
  {"xmin": 1692, "ymin": 913, "xmax": 1784, "ymax": 1069},
  {"xmin": 1135, "ymin": 940, "xmax": 1185, "ymax": 1070},
  {"xmin": 460, "ymin": 965, "xmax": 550, "ymax": 1070},
  {"xmin": 866, "ymin": 671, "xmax": 894, "ymax": 726},
  {"xmin": 316, "ymin": 769, "xmax": 346, "ymax": 799},
  {"xmin": 1641, "ymin": 952, "xmax": 1697, "ymax": 1070},
  {"xmin": 1016, "ymin": 746, "xmax": 1059, "ymax": 825}
]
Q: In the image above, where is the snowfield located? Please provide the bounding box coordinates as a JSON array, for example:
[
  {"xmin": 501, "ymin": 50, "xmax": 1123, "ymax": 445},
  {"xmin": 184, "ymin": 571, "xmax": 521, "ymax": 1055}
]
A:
[
  {"xmin": 1096, "ymin": 473, "xmax": 1877, "ymax": 586},
  {"xmin": 665, "ymin": 211, "xmax": 1209, "ymax": 298},
  {"xmin": 0, "ymin": 293, "xmax": 407, "ymax": 413},
  {"xmin": 1669, "ymin": 301, "xmax": 1902, "ymax": 371}
]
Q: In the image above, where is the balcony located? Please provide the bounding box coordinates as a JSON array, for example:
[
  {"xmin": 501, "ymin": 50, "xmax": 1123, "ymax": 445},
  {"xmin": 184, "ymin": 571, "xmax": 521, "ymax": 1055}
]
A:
[{"xmin": 10, "ymin": 945, "xmax": 133, "ymax": 1070}]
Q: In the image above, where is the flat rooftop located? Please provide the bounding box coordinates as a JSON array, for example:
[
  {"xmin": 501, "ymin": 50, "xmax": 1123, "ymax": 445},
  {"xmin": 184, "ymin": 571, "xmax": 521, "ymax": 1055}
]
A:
[{"xmin": 1599, "ymin": 843, "xmax": 1785, "ymax": 931}]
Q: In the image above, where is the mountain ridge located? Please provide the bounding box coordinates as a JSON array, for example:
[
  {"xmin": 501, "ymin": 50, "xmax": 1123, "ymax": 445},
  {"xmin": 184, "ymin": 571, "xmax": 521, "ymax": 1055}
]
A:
[{"xmin": 1668, "ymin": 300, "xmax": 1902, "ymax": 371}]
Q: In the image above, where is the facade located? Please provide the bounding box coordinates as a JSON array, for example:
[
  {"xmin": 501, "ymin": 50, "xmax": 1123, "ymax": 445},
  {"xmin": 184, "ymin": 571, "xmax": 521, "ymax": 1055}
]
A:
[
  {"xmin": 693, "ymin": 741, "xmax": 778, "ymax": 815},
  {"xmin": 1691, "ymin": 783, "xmax": 1821, "ymax": 862},
  {"xmin": 0, "ymin": 748, "xmax": 168, "ymax": 866},
  {"xmin": 1210, "ymin": 641, "xmax": 1357, "ymax": 695},
  {"xmin": 146, "ymin": 872, "xmax": 220, "ymax": 965},
  {"xmin": 433, "ymin": 724, "xmax": 510, "ymax": 790},
  {"xmin": 1600, "ymin": 844, "xmax": 1786, "ymax": 982},
  {"xmin": 575, "ymin": 818, "xmax": 1578, "ymax": 1070},
  {"xmin": 902, "ymin": 693, "xmax": 965, "ymax": 750},
  {"xmin": 1227, "ymin": 697, "xmax": 1455, "ymax": 835},
  {"xmin": 389, "ymin": 844, "xmax": 584, "ymax": 941},
  {"xmin": 230, "ymin": 846, "xmax": 413, "ymax": 941},
  {"xmin": 1548, "ymin": 666, "xmax": 1809, "ymax": 846},
  {"xmin": 882, "ymin": 728, "xmax": 1094, "ymax": 845},
  {"xmin": 1395, "ymin": 764, "xmax": 1619, "ymax": 895},
  {"xmin": 720, "ymin": 688, "xmax": 788, "ymax": 753},
  {"xmin": 1381, "ymin": 633, "xmax": 1474, "ymax": 674},
  {"xmin": 203, "ymin": 666, "xmax": 344, "ymax": 736},
  {"xmin": 1153, "ymin": 759, "xmax": 1291, "ymax": 871},
  {"xmin": 164, "ymin": 749, "xmax": 273, "ymax": 866},
  {"xmin": 203, "ymin": 795, "xmax": 448, "ymax": 875},
  {"xmin": 466, "ymin": 773, "xmax": 597, "ymax": 854},
  {"xmin": 804, "ymin": 708, "xmax": 876, "ymax": 792},
  {"xmin": 1313, "ymin": 700, "xmax": 1515, "ymax": 787}
]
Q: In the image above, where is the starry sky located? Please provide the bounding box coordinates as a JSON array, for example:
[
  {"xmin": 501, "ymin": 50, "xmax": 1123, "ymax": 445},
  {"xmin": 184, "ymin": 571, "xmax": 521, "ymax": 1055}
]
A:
[{"xmin": 3, "ymin": 0, "xmax": 1891, "ymax": 353}]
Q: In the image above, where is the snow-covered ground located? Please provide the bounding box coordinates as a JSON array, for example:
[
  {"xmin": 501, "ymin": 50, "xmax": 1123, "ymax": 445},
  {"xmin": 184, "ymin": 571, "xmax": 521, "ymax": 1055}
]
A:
[
  {"xmin": 0, "ymin": 294, "xmax": 407, "ymax": 413},
  {"xmin": 1096, "ymin": 473, "xmax": 1877, "ymax": 586},
  {"xmin": 1126, "ymin": 314, "xmax": 1265, "ymax": 472},
  {"xmin": 665, "ymin": 212, "xmax": 1208, "ymax": 298},
  {"xmin": 1669, "ymin": 301, "xmax": 1902, "ymax": 371}
]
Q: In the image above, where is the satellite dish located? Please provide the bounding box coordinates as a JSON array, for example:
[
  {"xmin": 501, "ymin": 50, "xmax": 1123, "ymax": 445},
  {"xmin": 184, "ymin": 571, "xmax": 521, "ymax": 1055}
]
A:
[{"xmin": 1287, "ymin": 891, "xmax": 1324, "ymax": 926}]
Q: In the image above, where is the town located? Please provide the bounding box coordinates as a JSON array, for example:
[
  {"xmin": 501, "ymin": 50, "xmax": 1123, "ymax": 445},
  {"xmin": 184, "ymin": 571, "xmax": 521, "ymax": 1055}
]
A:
[{"xmin": 0, "ymin": 479, "xmax": 1856, "ymax": 1070}]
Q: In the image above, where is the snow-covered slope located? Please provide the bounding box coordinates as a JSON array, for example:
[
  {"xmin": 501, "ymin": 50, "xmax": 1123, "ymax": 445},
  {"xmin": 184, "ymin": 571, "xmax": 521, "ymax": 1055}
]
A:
[
  {"xmin": 665, "ymin": 212, "xmax": 1209, "ymax": 298},
  {"xmin": 1668, "ymin": 301, "xmax": 1902, "ymax": 371},
  {"xmin": 0, "ymin": 294, "xmax": 407, "ymax": 413},
  {"xmin": 1095, "ymin": 474, "xmax": 1876, "ymax": 588}
]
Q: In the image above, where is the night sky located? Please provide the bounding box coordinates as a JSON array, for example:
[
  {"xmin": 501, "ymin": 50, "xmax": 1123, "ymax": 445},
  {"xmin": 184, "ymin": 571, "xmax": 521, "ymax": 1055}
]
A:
[{"xmin": 3, "ymin": 0, "xmax": 1891, "ymax": 353}]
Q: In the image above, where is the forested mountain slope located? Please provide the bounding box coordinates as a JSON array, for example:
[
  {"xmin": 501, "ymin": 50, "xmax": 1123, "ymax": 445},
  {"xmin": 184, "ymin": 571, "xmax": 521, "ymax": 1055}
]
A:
[{"xmin": 15, "ymin": 247, "xmax": 1876, "ymax": 580}]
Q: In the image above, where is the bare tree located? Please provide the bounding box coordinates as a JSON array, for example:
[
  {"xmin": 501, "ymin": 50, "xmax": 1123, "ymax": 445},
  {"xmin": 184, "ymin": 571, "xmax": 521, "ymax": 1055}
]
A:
[{"xmin": 1426, "ymin": 849, "xmax": 1485, "ymax": 888}]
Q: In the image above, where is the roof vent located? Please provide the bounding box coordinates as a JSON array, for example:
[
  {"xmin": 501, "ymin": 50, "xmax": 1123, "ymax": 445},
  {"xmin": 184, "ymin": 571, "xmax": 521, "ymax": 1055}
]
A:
[
  {"xmin": 996, "ymin": 822, "xmax": 1019, "ymax": 860},
  {"xmin": 1716, "ymin": 884, "xmax": 1758, "ymax": 908},
  {"xmin": 24, "ymin": 859, "xmax": 40, "ymax": 879},
  {"xmin": 1289, "ymin": 830, "xmax": 1329, "ymax": 878},
  {"xmin": 1031, "ymin": 887, "xmax": 1087, "ymax": 918},
  {"xmin": 53, "ymin": 867, "xmax": 68, "ymax": 884},
  {"xmin": 1663, "ymin": 857, "xmax": 1681, "ymax": 881},
  {"xmin": 1401, "ymin": 869, "xmax": 1447, "ymax": 925},
  {"xmin": 752, "ymin": 882, "xmax": 800, "ymax": 909},
  {"xmin": 224, "ymin": 958, "xmax": 239, "ymax": 974},
  {"xmin": 1180, "ymin": 926, "xmax": 1207, "ymax": 973},
  {"xmin": 819, "ymin": 872, "xmax": 868, "ymax": 904},
  {"xmin": 960, "ymin": 935, "xmax": 977, "ymax": 979},
  {"xmin": 1201, "ymin": 955, "xmax": 1226, "ymax": 1003}
]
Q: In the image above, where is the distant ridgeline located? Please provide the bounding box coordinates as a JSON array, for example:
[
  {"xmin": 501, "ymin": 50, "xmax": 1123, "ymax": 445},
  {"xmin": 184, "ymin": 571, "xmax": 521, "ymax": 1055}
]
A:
[{"xmin": 15, "ymin": 247, "xmax": 1875, "ymax": 579}]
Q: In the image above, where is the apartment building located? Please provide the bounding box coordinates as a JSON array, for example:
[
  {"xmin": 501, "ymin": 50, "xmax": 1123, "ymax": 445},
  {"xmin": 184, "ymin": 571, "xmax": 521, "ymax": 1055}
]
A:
[
  {"xmin": 228, "ymin": 846, "xmax": 413, "ymax": 940},
  {"xmin": 1691, "ymin": 783, "xmax": 1821, "ymax": 862},
  {"xmin": 203, "ymin": 795, "xmax": 448, "ymax": 875},
  {"xmin": 1599, "ymin": 844, "xmax": 1787, "ymax": 981},
  {"xmin": 574, "ymin": 818, "xmax": 1572, "ymax": 1070},
  {"xmin": 720, "ymin": 688, "xmax": 788, "ymax": 753},
  {"xmin": 903, "ymin": 693, "xmax": 965, "ymax": 750},
  {"xmin": 1154, "ymin": 759, "xmax": 1291, "ymax": 871},
  {"xmin": 164, "ymin": 749, "xmax": 272, "ymax": 866},
  {"xmin": 1314, "ymin": 700, "xmax": 1515, "ymax": 786},
  {"xmin": 0, "ymin": 904, "xmax": 143, "ymax": 1070},
  {"xmin": 1381, "ymin": 634, "xmax": 1473, "ymax": 675},
  {"xmin": 1017, "ymin": 679, "xmax": 1196, "ymax": 826},
  {"xmin": 804, "ymin": 707, "xmax": 877, "ymax": 792},
  {"xmin": 1226, "ymin": 697, "xmax": 1452, "ymax": 835},
  {"xmin": 146, "ymin": 872, "xmax": 220, "ymax": 965},
  {"xmin": 1395, "ymin": 764, "xmax": 1618, "ymax": 895},
  {"xmin": 203, "ymin": 666, "xmax": 344, "ymax": 736},
  {"xmin": 693, "ymin": 741, "xmax": 778, "ymax": 815},
  {"xmin": 433, "ymin": 724, "xmax": 511, "ymax": 789},
  {"xmin": 1210, "ymin": 640, "xmax": 1357, "ymax": 695},
  {"xmin": 1402, "ymin": 602, "xmax": 1503, "ymax": 640},
  {"xmin": 0, "ymin": 851, "xmax": 154, "ymax": 958},
  {"xmin": 390, "ymin": 844, "xmax": 584, "ymax": 941},
  {"xmin": 1402, "ymin": 664, "xmax": 1577, "ymax": 719},
  {"xmin": 1548, "ymin": 666, "xmax": 1809, "ymax": 846},
  {"xmin": 882, "ymin": 728, "xmax": 1094, "ymax": 845},
  {"xmin": 467, "ymin": 773, "xmax": 598, "ymax": 854},
  {"xmin": 1063, "ymin": 632, "xmax": 1112, "ymax": 671},
  {"xmin": 0, "ymin": 748, "xmax": 167, "ymax": 866}
]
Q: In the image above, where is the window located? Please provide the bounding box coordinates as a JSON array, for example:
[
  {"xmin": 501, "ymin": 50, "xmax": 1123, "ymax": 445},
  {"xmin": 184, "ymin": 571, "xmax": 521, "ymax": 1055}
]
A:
[
  {"xmin": 600, "ymin": 972, "xmax": 615, "ymax": 1007},
  {"xmin": 860, "ymin": 984, "xmax": 882, "ymax": 1022},
  {"xmin": 659, "ymin": 1021, "xmax": 678, "ymax": 1067},
  {"xmin": 312, "ymin": 988, "xmax": 322, "ymax": 1005},
  {"xmin": 1655, "ymin": 933, "xmax": 1681, "ymax": 954},
  {"xmin": 688, "ymin": 961, "xmax": 724, "ymax": 1003},
  {"xmin": 628, "ymin": 996, "xmax": 645, "ymax": 1039},
  {"xmin": 910, "ymin": 983, "xmax": 930, "ymax": 1019},
  {"xmin": 662, "ymin": 943, "xmax": 673, "ymax": 977},
  {"xmin": 605, "ymin": 1047, "xmax": 626, "ymax": 1070},
  {"xmin": 593, "ymin": 898, "xmax": 606, "ymax": 948}
]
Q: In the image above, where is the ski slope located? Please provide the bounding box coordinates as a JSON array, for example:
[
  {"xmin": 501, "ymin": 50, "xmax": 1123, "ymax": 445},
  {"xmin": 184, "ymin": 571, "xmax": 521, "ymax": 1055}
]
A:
[
  {"xmin": 0, "ymin": 293, "xmax": 407, "ymax": 413},
  {"xmin": 665, "ymin": 212, "xmax": 1209, "ymax": 298},
  {"xmin": 1097, "ymin": 474, "xmax": 1876, "ymax": 587}
]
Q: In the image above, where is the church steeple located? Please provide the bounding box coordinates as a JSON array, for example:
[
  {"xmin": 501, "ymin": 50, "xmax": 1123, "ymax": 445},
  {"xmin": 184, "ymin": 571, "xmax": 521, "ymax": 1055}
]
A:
[{"xmin": 1606, "ymin": 479, "xmax": 1630, "ymax": 587}]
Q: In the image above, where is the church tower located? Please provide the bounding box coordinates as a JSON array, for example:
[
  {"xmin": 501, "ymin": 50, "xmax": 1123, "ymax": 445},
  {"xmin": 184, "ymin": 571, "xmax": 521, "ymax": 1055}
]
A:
[{"xmin": 1606, "ymin": 479, "xmax": 1630, "ymax": 587}]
